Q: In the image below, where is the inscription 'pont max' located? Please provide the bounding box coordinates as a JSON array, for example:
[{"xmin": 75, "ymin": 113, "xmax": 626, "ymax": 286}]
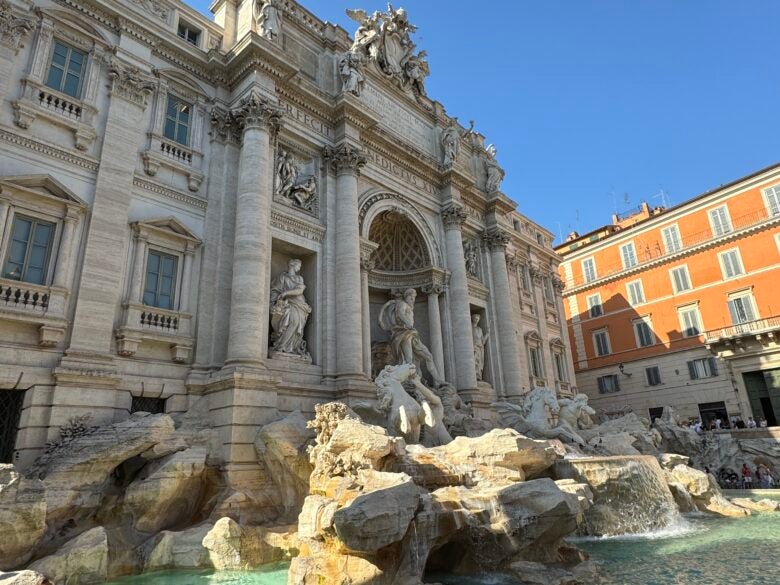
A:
[{"xmin": 362, "ymin": 85, "xmax": 435, "ymax": 154}]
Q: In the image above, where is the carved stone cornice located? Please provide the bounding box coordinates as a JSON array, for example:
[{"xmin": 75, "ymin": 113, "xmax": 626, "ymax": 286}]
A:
[
  {"xmin": 231, "ymin": 90, "xmax": 285, "ymax": 134},
  {"xmin": 528, "ymin": 263, "xmax": 545, "ymax": 285},
  {"xmin": 359, "ymin": 238, "xmax": 379, "ymax": 272},
  {"xmin": 209, "ymin": 106, "xmax": 241, "ymax": 144},
  {"xmin": 108, "ymin": 60, "xmax": 155, "ymax": 108},
  {"xmin": 482, "ymin": 227, "xmax": 510, "ymax": 250},
  {"xmin": 323, "ymin": 144, "xmax": 367, "ymax": 176},
  {"xmin": 0, "ymin": 0, "xmax": 34, "ymax": 53},
  {"xmin": 441, "ymin": 205, "xmax": 467, "ymax": 229}
]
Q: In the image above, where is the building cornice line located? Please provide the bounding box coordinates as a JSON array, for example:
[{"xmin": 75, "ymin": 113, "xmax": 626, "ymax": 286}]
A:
[{"xmin": 0, "ymin": 126, "xmax": 99, "ymax": 171}]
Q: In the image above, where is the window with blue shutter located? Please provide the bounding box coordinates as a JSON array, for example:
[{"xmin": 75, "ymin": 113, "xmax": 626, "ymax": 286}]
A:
[
  {"xmin": 143, "ymin": 250, "xmax": 178, "ymax": 310},
  {"xmin": 2, "ymin": 215, "xmax": 54, "ymax": 284}
]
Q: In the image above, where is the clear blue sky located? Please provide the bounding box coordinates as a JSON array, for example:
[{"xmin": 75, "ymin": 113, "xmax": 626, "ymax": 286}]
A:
[{"xmin": 190, "ymin": 0, "xmax": 779, "ymax": 243}]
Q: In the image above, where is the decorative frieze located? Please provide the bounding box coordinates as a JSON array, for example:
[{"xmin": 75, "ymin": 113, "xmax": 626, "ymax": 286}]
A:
[
  {"xmin": 209, "ymin": 107, "xmax": 241, "ymax": 145},
  {"xmin": 0, "ymin": 0, "xmax": 34, "ymax": 53},
  {"xmin": 270, "ymin": 208, "xmax": 325, "ymax": 243},
  {"xmin": 323, "ymin": 144, "xmax": 367, "ymax": 175},
  {"xmin": 109, "ymin": 61, "xmax": 155, "ymax": 108}
]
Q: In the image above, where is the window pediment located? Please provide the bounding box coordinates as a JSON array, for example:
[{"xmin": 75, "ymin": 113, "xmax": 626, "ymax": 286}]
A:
[
  {"xmin": 0, "ymin": 174, "xmax": 87, "ymax": 209},
  {"xmin": 43, "ymin": 9, "xmax": 112, "ymax": 49},
  {"xmin": 131, "ymin": 216, "xmax": 201, "ymax": 248}
]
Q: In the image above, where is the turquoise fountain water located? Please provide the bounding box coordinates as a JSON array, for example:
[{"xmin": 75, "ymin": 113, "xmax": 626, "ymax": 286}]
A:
[{"xmin": 105, "ymin": 501, "xmax": 780, "ymax": 585}]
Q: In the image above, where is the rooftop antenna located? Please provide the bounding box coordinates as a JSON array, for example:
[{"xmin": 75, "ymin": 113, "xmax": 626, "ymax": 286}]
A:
[
  {"xmin": 652, "ymin": 186, "xmax": 671, "ymax": 209},
  {"xmin": 555, "ymin": 221, "xmax": 564, "ymax": 243}
]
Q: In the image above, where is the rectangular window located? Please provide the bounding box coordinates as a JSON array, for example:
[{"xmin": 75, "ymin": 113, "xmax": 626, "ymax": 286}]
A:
[
  {"xmin": 709, "ymin": 206, "xmax": 732, "ymax": 236},
  {"xmin": 529, "ymin": 346, "xmax": 542, "ymax": 377},
  {"xmin": 543, "ymin": 277, "xmax": 554, "ymax": 302},
  {"xmin": 678, "ymin": 305, "xmax": 702, "ymax": 337},
  {"xmin": 143, "ymin": 250, "xmax": 178, "ymax": 310},
  {"xmin": 687, "ymin": 357, "xmax": 718, "ymax": 380},
  {"xmin": 728, "ymin": 293, "xmax": 757, "ymax": 325},
  {"xmin": 45, "ymin": 40, "xmax": 87, "ymax": 98},
  {"xmin": 670, "ymin": 265, "xmax": 691, "ymax": 293},
  {"xmin": 627, "ymin": 280, "xmax": 645, "ymax": 305},
  {"xmin": 582, "ymin": 258, "xmax": 597, "ymax": 283},
  {"xmin": 587, "ymin": 294, "xmax": 603, "ymax": 318},
  {"xmin": 163, "ymin": 96, "xmax": 192, "ymax": 146},
  {"xmin": 645, "ymin": 366, "xmax": 662, "ymax": 386},
  {"xmin": 520, "ymin": 264, "xmax": 531, "ymax": 291},
  {"xmin": 597, "ymin": 374, "xmax": 620, "ymax": 394},
  {"xmin": 634, "ymin": 318, "xmax": 655, "ymax": 348},
  {"xmin": 177, "ymin": 22, "xmax": 201, "ymax": 46},
  {"xmin": 554, "ymin": 353, "xmax": 567, "ymax": 381},
  {"xmin": 719, "ymin": 249, "xmax": 744, "ymax": 279},
  {"xmin": 620, "ymin": 242, "xmax": 638, "ymax": 269},
  {"xmin": 765, "ymin": 185, "xmax": 780, "ymax": 217},
  {"xmin": 2, "ymin": 215, "xmax": 55, "ymax": 285},
  {"xmin": 593, "ymin": 330, "xmax": 611, "ymax": 357},
  {"xmin": 662, "ymin": 224, "xmax": 682, "ymax": 253}
]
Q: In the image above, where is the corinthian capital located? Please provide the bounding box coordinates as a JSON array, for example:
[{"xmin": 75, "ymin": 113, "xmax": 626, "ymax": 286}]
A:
[
  {"xmin": 0, "ymin": 0, "xmax": 33, "ymax": 53},
  {"xmin": 323, "ymin": 144, "xmax": 367, "ymax": 175},
  {"xmin": 482, "ymin": 227, "xmax": 510, "ymax": 249},
  {"xmin": 108, "ymin": 60, "xmax": 155, "ymax": 108},
  {"xmin": 440, "ymin": 205, "xmax": 467, "ymax": 229},
  {"xmin": 231, "ymin": 90, "xmax": 284, "ymax": 133},
  {"xmin": 210, "ymin": 106, "xmax": 241, "ymax": 144}
]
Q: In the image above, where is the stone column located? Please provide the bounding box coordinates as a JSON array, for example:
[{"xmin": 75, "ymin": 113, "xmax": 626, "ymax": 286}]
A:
[
  {"xmin": 360, "ymin": 253, "xmax": 374, "ymax": 377},
  {"xmin": 324, "ymin": 144, "xmax": 368, "ymax": 386},
  {"xmin": 530, "ymin": 264, "xmax": 553, "ymax": 381},
  {"xmin": 225, "ymin": 91, "xmax": 283, "ymax": 367},
  {"xmin": 179, "ymin": 249, "xmax": 194, "ymax": 313},
  {"xmin": 0, "ymin": 198, "xmax": 11, "ymax": 243},
  {"xmin": 52, "ymin": 212, "xmax": 78, "ymax": 289},
  {"xmin": 441, "ymin": 206, "xmax": 478, "ymax": 392},
  {"xmin": 423, "ymin": 284, "xmax": 445, "ymax": 379},
  {"xmin": 129, "ymin": 233, "xmax": 148, "ymax": 304},
  {"xmin": 484, "ymin": 228, "xmax": 524, "ymax": 400}
]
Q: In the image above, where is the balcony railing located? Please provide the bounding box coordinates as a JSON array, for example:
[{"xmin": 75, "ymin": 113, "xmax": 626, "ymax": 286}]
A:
[
  {"xmin": 159, "ymin": 139, "xmax": 193, "ymax": 165},
  {"xmin": 0, "ymin": 281, "xmax": 50, "ymax": 311},
  {"xmin": 704, "ymin": 314, "xmax": 780, "ymax": 343},
  {"xmin": 36, "ymin": 88, "xmax": 82, "ymax": 120},
  {"xmin": 566, "ymin": 206, "xmax": 779, "ymax": 289}
]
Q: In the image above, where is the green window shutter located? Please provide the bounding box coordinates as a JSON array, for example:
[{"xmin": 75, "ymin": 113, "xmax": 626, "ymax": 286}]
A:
[
  {"xmin": 687, "ymin": 361, "xmax": 698, "ymax": 380},
  {"xmin": 708, "ymin": 358, "xmax": 719, "ymax": 376}
]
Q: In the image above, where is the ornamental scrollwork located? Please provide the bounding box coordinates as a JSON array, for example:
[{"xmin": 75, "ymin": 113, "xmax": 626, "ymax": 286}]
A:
[
  {"xmin": 109, "ymin": 60, "xmax": 155, "ymax": 108},
  {"xmin": 0, "ymin": 0, "xmax": 33, "ymax": 53},
  {"xmin": 231, "ymin": 90, "xmax": 285, "ymax": 133},
  {"xmin": 323, "ymin": 144, "xmax": 367, "ymax": 175}
]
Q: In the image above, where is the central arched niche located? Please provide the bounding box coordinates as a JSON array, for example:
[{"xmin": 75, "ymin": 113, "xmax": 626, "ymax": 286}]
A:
[{"xmin": 368, "ymin": 209, "xmax": 431, "ymax": 272}]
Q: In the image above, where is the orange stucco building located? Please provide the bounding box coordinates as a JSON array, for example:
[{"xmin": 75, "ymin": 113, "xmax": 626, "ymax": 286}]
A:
[{"xmin": 556, "ymin": 163, "xmax": 780, "ymax": 426}]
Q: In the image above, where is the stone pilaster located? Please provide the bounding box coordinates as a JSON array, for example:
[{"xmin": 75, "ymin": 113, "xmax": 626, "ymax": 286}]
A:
[
  {"xmin": 484, "ymin": 228, "xmax": 524, "ymax": 400},
  {"xmin": 52, "ymin": 60, "xmax": 154, "ymax": 441},
  {"xmin": 179, "ymin": 248, "xmax": 194, "ymax": 312},
  {"xmin": 441, "ymin": 205, "xmax": 478, "ymax": 393},
  {"xmin": 51, "ymin": 212, "xmax": 78, "ymax": 289},
  {"xmin": 360, "ymin": 246, "xmax": 375, "ymax": 377},
  {"xmin": 529, "ymin": 263, "xmax": 552, "ymax": 384},
  {"xmin": 423, "ymin": 284, "xmax": 445, "ymax": 379},
  {"xmin": 225, "ymin": 90, "xmax": 283, "ymax": 367},
  {"xmin": 0, "ymin": 197, "xmax": 10, "ymax": 242},
  {"xmin": 324, "ymin": 144, "xmax": 368, "ymax": 387},
  {"xmin": 129, "ymin": 233, "xmax": 148, "ymax": 304}
]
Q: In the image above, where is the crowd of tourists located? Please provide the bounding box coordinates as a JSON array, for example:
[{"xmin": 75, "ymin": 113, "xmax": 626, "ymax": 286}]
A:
[
  {"xmin": 710, "ymin": 463, "xmax": 776, "ymax": 489},
  {"xmin": 678, "ymin": 416, "xmax": 769, "ymax": 432}
]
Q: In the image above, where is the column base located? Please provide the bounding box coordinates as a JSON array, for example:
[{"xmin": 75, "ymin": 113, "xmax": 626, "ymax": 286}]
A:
[{"xmin": 187, "ymin": 365, "xmax": 282, "ymax": 525}]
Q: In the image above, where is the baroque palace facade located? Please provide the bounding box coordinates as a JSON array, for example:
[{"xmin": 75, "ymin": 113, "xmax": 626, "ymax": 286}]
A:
[
  {"xmin": 557, "ymin": 164, "xmax": 780, "ymax": 426},
  {"xmin": 0, "ymin": 0, "xmax": 575, "ymax": 484}
]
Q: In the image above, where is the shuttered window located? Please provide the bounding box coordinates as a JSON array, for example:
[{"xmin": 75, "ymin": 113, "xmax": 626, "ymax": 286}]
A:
[
  {"xmin": 645, "ymin": 366, "xmax": 662, "ymax": 386},
  {"xmin": 670, "ymin": 266, "xmax": 691, "ymax": 293},
  {"xmin": 634, "ymin": 319, "xmax": 654, "ymax": 348},
  {"xmin": 678, "ymin": 306, "xmax": 702, "ymax": 337},
  {"xmin": 765, "ymin": 185, "xmax": 780, "ymax": 216},
  {"xmin": 620, "ymin": 242, "xmax": 638, "ymax": 269},
  {"xmin": 719, "ymin": 249, "xmax": 744, "ymax": 279},
  {"xmin": 597, "ymin": 374, "xmax": 620, "ymax": 394},
  {"xmin": 587, "ymin": 294, "xmax": 603, "ymax": 318},
  {"xmin": 709, "ymin": 206, "xmax": 732, "ymax": 236},
  {"xmin": 593, "ymin": 330, "xmax": 611, "ymax": 356},
  {"xmin": 728, "ymin": 295, "xmax": 757, "ymax": 325},
  {"xmin": 662, "ymin": 225, "xmax": 682, "ymax": 253},
  {"xmin": 687, "ymin": 357, "xmax": 718, "ymax": 380}
]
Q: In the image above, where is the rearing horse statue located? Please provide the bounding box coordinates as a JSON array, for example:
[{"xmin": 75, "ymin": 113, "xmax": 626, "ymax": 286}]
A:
[{"xmin": 493, "ymin": 387, "xmax": 586, "ymax": 446}]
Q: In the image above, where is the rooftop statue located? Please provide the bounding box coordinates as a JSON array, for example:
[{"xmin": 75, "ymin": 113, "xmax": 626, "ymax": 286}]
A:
[
  {"xmin": 440, "ymin": 118, "xmax": 474, "ymax": 167},
  {"xmin": 346, "ymin": 5, "xmax": 430, "ymax": 95},
  {"xmin": 254, "ymin": 0, "xmax": 282, "ymax": 41},
  {"xmin": 484, "ymin": 144, "xmax": 505, "ymax": 193},
  {"xmin": 379, "ymin": 288, "xmax": 444, "ymax": 387}
]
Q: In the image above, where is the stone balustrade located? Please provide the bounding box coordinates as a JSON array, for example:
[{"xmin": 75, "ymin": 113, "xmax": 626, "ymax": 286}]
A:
[
  {"xmin": 142, "ymin": 133, "xmax": 204, "ymax": 192},
  {"xmin": 0, "ymin": 277, "xmax": 68, "ymax": 347},
  {"xmin": 115, "ymin": 302, "xmax": 193, "ymax": 363}
]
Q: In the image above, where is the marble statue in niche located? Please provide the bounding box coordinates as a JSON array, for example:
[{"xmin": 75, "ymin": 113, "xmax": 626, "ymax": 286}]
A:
[
  {"xmin": 471, "ymin": 313, "xmax": 489, "ymax": 382},
  {"xmin": 270, "ymin": 258, "xmax": 312, "ymax": 360},
  {"xmin": 339, "ymin": 50, "xmax": 365, "ymax": 96},
  {"xmin": 255, "ymin": 0, "xmax": 282, "ymax": 41},
  {"xmin": 346, "ymin": 6, "xmax": 430, "ymax": 95},
  {"xmin": 463, "ymin": 240, "xmax": 479, "ymax": 278},
  {"xmin": 275, "ymin": 149, "xmax": 318, "ymax": 213},
  {"xmin": 440, "ymin": 118, "xmax": 474, "ymax": 167},
  {"xmin": 484, "ymin": 144, "xmax": 505, "ymax": 193},
  {"xmin": 378, "ymin": 288, "xmax": 444, "ymax": 387}
]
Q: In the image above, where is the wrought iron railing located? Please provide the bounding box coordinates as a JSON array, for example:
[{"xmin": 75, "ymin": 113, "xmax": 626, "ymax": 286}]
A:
[{"xmin": 703, "ymin": 315, "xmax": 780, "ymax": 343}]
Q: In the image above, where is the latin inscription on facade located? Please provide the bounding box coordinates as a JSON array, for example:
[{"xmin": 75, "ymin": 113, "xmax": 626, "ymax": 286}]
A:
[
  {"xmin": 362, "ymin": 84, "xmax": 435, "ymax": 154},
  {"xmin": 281, "ymin": 101, "xmax": 334, "ymax": 140},
  {"xmin": 364, "ymin": 148, "xmax": 438, "ymax": 196}
]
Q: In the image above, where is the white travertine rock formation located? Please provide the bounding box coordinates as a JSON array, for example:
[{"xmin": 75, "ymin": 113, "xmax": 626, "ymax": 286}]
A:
[
  {"xmin": 255, "ymin": 411, "xmax": 316, "ymax": 517},
  {"xmin": 666, "ymin": 464, "xmax": 749, "ymax": 517},
  {"xmin": 0, "ymin": 466, "xmax": 46, "ymax": 570},
  {"xmin": 29, "ymin": 527, "xmax": 108, "ymax": 585},
  {"xmin": 202, "ymin": 517, "xmax": 298, "ymax": 570},
  {"xmin": 124, "ymin": 446, "xmax": 208, "ymax": 533},
  {"xmin": 0, "ymin": 571, "xmax": 52, "ymax": 585},
  {"xmin": 730, "ymin": 498, "xmax": 780, "ymax": 513},
  {"xmin": 142, "ymin": 523, "xmax": 214, "ymax": 571}
]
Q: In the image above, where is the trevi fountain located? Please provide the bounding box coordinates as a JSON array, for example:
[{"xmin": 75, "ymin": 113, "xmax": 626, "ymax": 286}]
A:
[{"xmin": 1, "ymin": 1, "xmax": 779, "ymax": 584}]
